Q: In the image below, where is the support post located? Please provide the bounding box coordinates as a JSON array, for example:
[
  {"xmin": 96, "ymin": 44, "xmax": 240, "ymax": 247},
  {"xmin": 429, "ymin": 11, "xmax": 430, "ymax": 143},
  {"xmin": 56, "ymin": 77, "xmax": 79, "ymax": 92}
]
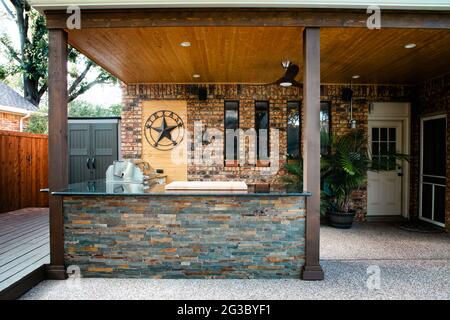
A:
[
  {"xmin": 302, "ymin": 27, "xmax": 324, "ymax": 280},
  {"xmin": 46, "ymin": 29, "xmax": 68, "ymax": 280}
]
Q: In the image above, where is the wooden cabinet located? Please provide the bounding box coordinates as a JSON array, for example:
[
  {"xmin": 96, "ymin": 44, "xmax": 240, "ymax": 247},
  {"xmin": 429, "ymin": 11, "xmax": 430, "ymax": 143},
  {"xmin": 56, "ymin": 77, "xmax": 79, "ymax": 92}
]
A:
[{"xmin": 68, "ymin": 118, "xmax": 120, "ymax": 184}]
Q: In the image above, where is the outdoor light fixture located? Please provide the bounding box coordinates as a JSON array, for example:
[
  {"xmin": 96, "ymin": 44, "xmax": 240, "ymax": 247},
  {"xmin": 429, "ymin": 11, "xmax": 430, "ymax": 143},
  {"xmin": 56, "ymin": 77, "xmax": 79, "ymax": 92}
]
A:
[
  {"xmin": 404, "ymin": 43, "xmax": 416, "ymax": 49},
  {"xmin": 279, "ymin": 81, "xmax": 293, "ymax": 87},
  {"xmin": 180, "ymin": 41, "xmax": 191, "ymax": 47}
]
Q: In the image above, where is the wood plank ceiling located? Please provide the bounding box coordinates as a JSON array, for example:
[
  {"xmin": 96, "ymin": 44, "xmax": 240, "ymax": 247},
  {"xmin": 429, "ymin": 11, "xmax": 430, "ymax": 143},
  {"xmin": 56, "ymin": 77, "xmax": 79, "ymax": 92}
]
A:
[{"xmin": 68, "ymin": 27, "xmax": 450, "ymax": 85}]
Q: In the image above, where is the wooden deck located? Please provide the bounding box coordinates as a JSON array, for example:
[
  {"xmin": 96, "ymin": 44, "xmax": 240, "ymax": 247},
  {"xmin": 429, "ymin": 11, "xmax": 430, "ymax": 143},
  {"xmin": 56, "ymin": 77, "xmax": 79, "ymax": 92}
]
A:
[{"xmin": 0, "ymin": 208, "xmax": 49, "ymax": 297}]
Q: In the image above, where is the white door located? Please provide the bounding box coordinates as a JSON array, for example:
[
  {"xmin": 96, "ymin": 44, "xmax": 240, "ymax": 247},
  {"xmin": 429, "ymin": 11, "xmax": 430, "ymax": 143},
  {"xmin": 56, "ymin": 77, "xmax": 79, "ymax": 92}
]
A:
[{"xmin": 367, "ymin": 121, "xmax": 403, "ymax": 216}]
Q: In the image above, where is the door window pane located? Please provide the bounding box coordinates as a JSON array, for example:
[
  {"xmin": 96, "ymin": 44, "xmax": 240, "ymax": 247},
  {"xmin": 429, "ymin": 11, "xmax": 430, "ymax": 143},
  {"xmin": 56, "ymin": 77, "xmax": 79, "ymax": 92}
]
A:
[
  {"xmin": 372, "ymin": 128, "xmax": 379, "ymax": 141},
  {"xmin": 380, "ymin": 128, "xmax": 387, "ymax": 141},
  {"xmin": 423, "ymin": 118, "xmax": 446, "ymax": 177},
  {"xmin": 421, "ymin": 184, "xmax": 433, "ymax": 220},
  {"xmin": 371, "ymin": 126, "xmax": 397, "ymax": 170},
  {"xmin": 389, "ymin": 128, "xmax": 396, "ymax": 141},
  {"xmin": 434, "ymin": 186, "xmax": 446, "ymax": 224}
]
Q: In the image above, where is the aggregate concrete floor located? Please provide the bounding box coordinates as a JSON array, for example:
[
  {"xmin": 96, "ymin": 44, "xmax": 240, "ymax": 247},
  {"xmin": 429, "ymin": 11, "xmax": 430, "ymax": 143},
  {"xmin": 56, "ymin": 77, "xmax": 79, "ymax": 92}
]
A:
[{"xmin": 21, "ymin": 222, "xmax": 450, "ymax": 300}]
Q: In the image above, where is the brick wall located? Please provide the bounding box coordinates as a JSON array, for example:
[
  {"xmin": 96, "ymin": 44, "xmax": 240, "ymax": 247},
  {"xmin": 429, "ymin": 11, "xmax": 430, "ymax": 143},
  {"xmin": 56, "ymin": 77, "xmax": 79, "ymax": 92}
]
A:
[
  {"xmin": 121, "ymin": 83, "xmax": 412, "ymax": 218},
  {"xmin": 0, "ymin": 112, "xmax": 22, "ymax": 131},
  {"xmin": 122, "ymin": 84, "xmax": 301, "ymax": 184},
  {"xmin": 64, "ymin": 194, "xmax": 306, "ymax": 278},
  {"xmin": 410, "ymin": 73, "xmax": 450, "ymax": 230}
]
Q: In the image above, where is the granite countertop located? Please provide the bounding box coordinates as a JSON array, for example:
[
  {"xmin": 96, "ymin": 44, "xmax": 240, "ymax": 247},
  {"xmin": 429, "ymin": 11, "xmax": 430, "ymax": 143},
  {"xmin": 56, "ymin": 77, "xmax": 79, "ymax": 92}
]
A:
[{"xmin": 52, "ymin": 180, "xmax": 311, "ymax": 197}]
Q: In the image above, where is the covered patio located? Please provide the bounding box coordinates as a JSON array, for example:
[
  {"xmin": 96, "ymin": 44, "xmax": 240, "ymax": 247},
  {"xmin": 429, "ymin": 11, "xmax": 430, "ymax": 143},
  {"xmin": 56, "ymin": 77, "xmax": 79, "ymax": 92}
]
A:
[
  {"xmin": 30, "ymin": 5, "xmax": 450, "ymax": 284},
  {"xmin": 20, "ymin": 222, "xmax": 450, "ymax": 300}
]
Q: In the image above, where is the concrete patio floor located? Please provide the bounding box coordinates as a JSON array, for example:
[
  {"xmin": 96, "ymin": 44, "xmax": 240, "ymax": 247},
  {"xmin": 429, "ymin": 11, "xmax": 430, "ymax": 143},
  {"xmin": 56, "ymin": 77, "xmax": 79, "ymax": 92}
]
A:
[{"xmin": 21, "ymin": 222, "xmax": 450, "ymax": 300}]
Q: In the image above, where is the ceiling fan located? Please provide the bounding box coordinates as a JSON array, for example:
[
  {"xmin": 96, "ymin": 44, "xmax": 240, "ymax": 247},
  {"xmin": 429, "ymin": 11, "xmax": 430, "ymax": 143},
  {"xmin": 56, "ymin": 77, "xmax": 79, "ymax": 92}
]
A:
[{"xmin": 268, "ymin": 61, "xmax": 302, "ymax": 87}]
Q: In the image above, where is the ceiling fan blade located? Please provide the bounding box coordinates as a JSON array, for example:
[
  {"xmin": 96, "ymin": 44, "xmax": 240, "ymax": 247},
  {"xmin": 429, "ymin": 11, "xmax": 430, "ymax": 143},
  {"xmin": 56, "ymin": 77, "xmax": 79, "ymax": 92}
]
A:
[
  {"xmin": 285, "ymin": 64, "xmax": 300, "ymax": 79},
  {"xmin": 291, "ymin": 79, "xmax": 303, "ymax": 88},
  {"xmin": 265, "ymin": 63, "xmax": 300, "ymax": 86}
]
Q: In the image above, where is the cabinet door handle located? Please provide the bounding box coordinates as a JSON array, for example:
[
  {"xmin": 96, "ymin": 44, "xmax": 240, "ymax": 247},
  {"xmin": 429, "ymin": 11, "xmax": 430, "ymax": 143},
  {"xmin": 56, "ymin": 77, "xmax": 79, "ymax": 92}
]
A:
[
  {"xmin": 86, "ymin": 158, "xmax": 91, "ymax": 170},
  {"xmin": 92, "ymin": 158, "xmax": 96, "ymax": 170}
]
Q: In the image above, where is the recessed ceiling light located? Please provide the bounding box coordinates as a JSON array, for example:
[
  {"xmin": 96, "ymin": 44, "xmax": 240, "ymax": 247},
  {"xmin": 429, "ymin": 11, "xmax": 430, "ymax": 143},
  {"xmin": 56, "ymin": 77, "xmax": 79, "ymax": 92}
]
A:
[
  {"xmin": 192, "ymin": 74, "xmax": 201, "ymax": 78},
  {"xmin": 404, "ymin": 43, "xmax": 416, "ymax": 49},
  {"xmin": 180, "ymin": 41, "xmax": 191, "ymax": 47},
  {"xmin": 352, "ymin": 75, "xmax": 360, "ymax": 79}
]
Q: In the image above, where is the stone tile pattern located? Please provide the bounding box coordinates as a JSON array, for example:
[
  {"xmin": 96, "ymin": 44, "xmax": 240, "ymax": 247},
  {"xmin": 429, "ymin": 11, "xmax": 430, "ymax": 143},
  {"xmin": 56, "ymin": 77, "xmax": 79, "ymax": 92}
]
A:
[
  {"xmin": 411, "ymin": 74, "xmax": 450, "ymax": 231},
  {"xmin": 121, "ymin": 83, "xmax": 412, "ymax": 220},
  {"xmin": 64, "ymin": 195, "xmax": 306, "ymax": 278}
]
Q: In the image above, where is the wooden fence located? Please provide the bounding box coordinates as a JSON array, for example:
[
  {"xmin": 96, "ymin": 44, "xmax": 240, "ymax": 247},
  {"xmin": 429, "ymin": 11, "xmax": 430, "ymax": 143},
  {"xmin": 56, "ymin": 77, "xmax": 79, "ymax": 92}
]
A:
[{"xmin": 0, "ymin": 130, "xmax": 48, "ymax": 213}]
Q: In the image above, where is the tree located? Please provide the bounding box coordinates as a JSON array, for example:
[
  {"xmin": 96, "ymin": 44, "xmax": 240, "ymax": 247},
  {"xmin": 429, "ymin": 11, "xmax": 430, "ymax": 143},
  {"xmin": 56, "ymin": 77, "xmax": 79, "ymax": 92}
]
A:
[
  {"xmin": 68, "ymin": 101, "xmax": 122, "ymax": 117},
  {"xmin": 24, "ymin": 101, "xmax": 122, "ymax": 134},
  {"xmin": 0, "ymin": 0, "xmax": 117, "ymax": 106},
  {"xmin": 25, "ymin": 106, "xmax": 47, "ymax": 134}
]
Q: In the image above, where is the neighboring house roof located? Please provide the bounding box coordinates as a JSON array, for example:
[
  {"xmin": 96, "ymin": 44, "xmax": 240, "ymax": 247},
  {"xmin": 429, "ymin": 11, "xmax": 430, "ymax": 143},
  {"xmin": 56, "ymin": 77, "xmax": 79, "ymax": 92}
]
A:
[
  {"xmin": 0, "ymin": 82, "xmax": 38, "ymax": 115},
  {"xmin": 29, "ymin": 0, "xmax": 450, "ymax": 11}
]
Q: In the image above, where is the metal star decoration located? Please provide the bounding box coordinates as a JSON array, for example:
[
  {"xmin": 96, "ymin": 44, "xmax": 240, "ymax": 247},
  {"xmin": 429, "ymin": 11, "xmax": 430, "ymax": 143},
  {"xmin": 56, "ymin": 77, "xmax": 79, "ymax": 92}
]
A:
[{"xmin": 150, "ymin": 116, "xmax": 179, "ymax": 146}]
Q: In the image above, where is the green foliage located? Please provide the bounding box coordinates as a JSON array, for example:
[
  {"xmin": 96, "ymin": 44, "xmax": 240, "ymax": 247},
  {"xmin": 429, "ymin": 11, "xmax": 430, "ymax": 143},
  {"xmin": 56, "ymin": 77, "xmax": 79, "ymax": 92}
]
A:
[
  {"xmin": 280, "ymin": 129, "xmax": 409, "ymax": 215},
  {"xmin": 321, "ymin": 130, "xmax": 369, "ymax": 213},
  {"xmin": 322, "ymin": 129, "xmax": 409, "ymax": 213},
  {"xmin": 0, "ymin": 0, "xmax": 117, "ymax": 106},
  {"xmin": 0, "ymin": 64, "xmax": 7, "ymax": 80},
  {"xmin": 0, "ymin": 6, "xmax": 48, "ymax": 105},
  {"xmin": 23, "ymin": 12, "xmax": 48, "ymax": 88},
  {"xmin": 24, "ymin": 107, "xmax": 48, "ymax": 134},
  {"xmin": 24, "ymin": 102, "xmax": 122, "ymax": 134},
  {"xmin": 68, "ymin": 101, "xmax": 122, "ymax": 117},
  {"xmin": 280, "ymin": 161, "xmax": 303, "ymax": 192},
  {"xmin": 280, "ymin": 160, "xmax": 329, "ymax": 216}
]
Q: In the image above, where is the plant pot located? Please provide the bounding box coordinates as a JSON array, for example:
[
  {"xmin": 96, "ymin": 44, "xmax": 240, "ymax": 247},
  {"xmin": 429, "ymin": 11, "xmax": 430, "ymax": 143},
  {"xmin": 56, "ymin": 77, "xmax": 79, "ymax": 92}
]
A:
[{"xmin": 327, "ymin": 210, "xmax": 356, "ymax": 229}]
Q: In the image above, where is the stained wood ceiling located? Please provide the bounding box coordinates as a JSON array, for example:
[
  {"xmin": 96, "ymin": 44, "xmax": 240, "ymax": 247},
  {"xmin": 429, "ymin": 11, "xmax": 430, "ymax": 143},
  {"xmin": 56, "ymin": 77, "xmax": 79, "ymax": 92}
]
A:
[{"xmin": 68, "ymin": 27, "xmax": 450, "ymax": 85}]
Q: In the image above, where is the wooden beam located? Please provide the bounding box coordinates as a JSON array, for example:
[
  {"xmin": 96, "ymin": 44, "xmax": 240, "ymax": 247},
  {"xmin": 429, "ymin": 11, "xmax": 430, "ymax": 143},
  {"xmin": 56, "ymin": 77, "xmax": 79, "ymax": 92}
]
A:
[
  {"xmin": 302, "ymin": 27, "xmax": 324, "ymax": 281},
  {"xmin": 47, "ymin": 29, "xmax": 68, "ymax": 280},
  {"xmin": 45, "ymin": 8, "xmax": 450, "ymax": 29}
]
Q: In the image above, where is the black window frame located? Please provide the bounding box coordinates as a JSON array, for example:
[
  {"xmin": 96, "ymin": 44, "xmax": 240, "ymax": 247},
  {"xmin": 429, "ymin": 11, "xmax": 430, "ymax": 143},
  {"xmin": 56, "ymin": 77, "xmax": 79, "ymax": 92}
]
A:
[
  {"xmin": 255, "ymin": 101, "xmax": 270, "ymax": 162},
  {"xmin": 287, "ymin": 100, "xmax": 302, "ymax": 160},
  {"xmin": 320, "ymin": 101, "xmax": 332, "ymax": 155},
  {"xmin": 224, "ymin": 100, "xmax": 240, "ymax": 162}
]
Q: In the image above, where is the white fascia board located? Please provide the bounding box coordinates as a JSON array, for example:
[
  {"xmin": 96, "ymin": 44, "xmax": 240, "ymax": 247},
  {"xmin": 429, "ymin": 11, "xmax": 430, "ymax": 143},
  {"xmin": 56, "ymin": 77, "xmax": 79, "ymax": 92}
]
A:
[
  {"xmin": 0, "ymin": 105, "xmax": 35, "ymax": 115},
  {"xmin": 28, "ymin": 1, "xmax": 450, "ymax": 12}
]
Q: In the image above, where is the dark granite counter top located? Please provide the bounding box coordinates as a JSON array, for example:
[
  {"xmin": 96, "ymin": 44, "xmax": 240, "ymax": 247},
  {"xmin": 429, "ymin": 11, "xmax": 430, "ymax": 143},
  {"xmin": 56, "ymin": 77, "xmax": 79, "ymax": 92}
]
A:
[{"xmin": 52, "ymin": 180, "xmax": 311, "ymax": 197}]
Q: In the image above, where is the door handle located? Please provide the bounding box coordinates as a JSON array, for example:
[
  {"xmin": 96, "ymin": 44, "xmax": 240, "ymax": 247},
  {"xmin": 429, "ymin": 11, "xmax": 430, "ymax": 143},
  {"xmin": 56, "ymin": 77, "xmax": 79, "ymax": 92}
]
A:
[
  {"xmin": 92, "ymin": 158, "xmax": 96, "ymax": 170},
  {"xmin": 86, "ymin": 158, "xmax": 91, "ymax": 170}
]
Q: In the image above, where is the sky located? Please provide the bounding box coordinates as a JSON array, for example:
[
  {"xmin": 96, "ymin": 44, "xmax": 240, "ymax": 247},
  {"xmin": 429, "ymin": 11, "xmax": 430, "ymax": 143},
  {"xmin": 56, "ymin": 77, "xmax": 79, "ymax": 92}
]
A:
[{"xmin": 0, "ymin": 5, "xmax": 122, "ymax": 108}]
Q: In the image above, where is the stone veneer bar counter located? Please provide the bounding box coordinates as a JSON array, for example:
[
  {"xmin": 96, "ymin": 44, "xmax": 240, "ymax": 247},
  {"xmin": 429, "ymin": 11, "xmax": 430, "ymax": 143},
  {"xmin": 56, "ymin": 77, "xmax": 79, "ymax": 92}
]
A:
[{"xmin": 54, "ymin": 181, "xmax": 310, "ymax": 279}]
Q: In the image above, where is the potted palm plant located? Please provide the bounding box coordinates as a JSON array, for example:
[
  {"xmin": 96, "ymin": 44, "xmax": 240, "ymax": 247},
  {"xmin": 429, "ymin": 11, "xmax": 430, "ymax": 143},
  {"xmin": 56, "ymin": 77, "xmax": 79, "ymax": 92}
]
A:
[
  {"xmin": 280, "ymin": 160, "xmax": 329, "ymax": 218},
  {"xmin": 281, "ymin": 129, "xmax": 407, "ymax": 229},
  {"xmin": 321, "ymin": 129, "xmax": 408, "ymax": 228}
]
